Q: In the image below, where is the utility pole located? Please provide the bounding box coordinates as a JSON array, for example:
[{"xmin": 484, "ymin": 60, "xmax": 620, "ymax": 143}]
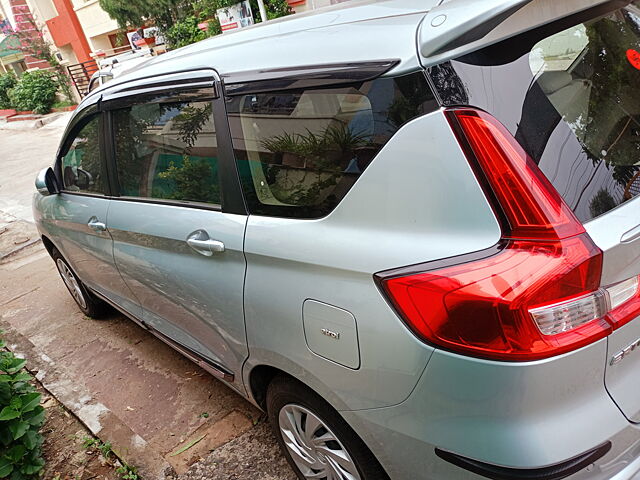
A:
[{"xmin": 256, "ymin": 0, "xmax": 268, "ymax": 23}]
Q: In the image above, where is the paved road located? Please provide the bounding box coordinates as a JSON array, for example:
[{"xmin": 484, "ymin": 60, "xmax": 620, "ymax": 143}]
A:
[
  {"xmin": 0, "ymin": 118, "xmax": 66, "ymax": 222},
  {"xmin": 0, "ymin": 123, "xmax": 295, "ymax": 479}
]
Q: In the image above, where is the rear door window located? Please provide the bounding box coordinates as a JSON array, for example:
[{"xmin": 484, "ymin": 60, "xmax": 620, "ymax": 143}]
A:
[
  {"xmin": 227, "ymin": 72, "xmax": 436, "ymax": 218},
  {"xmin": 429, "ymin": 1, "xmax": 640, "ymax": 222},
  {"xmin": 112, "ymin": 100, "xmax": 221, "ymax": 206}
]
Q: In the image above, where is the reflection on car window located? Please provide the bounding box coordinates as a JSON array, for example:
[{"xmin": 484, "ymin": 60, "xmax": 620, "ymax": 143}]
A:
[
  {"xmin": 61, "ymin": 115, "xmax": 106, "ymax": 195},
  {"xmin": 227, "ymin": 72, "xmax": 436, "ymax": 218},
  {"xmin": 529, "ymin": 6, "xmax": 640, "ymax": 219},
  {"xmin": 113, "ymin": 100, "xmax": 220, "ymax": 205}
]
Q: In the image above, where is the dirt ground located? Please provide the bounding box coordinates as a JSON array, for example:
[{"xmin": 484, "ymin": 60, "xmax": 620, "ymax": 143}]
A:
[{"xmin": 39, "ymin": 385, "xmax": 120, "ymax": 480}]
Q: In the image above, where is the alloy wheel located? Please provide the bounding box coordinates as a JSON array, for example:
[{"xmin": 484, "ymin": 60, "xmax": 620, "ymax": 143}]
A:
[
  {"xmin": 278, "ymin": 404, "xmax": 361, "ymax": 480},
  {"xmin": 56, "ymin": 259, "xmax": 87, "ymax": 310}
]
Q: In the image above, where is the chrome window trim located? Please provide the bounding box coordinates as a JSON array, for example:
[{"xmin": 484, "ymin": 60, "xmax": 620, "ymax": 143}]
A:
[{"xmin": 112, "ymin": 196, "xmax": 222, "ymax": 212}]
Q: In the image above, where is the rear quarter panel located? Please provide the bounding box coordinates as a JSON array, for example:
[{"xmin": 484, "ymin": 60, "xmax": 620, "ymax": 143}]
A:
[{"xmin": 243, "ymin": 111, "xmax": 502, "ymax": 410}]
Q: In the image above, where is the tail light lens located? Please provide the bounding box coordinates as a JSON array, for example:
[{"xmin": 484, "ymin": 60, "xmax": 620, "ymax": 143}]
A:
[
  {"xmin": 606, "ymin": 276, "xmax": 640, "ymax": 328},
  {"xmin": 382, "ymin": 235, "xmax": 609, "ymax": 361},
  {"xmin": 379, "ymin": 108, "xmax": 639, "ymax": 361}
]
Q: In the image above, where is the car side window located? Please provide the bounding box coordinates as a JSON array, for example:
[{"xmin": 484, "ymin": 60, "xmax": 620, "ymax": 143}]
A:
[
  {"xmin": 112, "ymin": 100, "xmax": 221, "ymax": 206},
  {"xmin": 226, "ymin": 72, "xmax": 437, "ymax": 218},
  {"xmin": 60, "ymin": 115, "xmax": 106, "ymax": 195}
]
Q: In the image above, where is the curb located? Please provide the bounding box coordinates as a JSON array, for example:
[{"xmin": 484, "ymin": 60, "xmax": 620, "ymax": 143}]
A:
[
  {"xmin": 0, "ymin": 112, "xmax": 64, "ymax": 131},
  {"xmin": 0, "ymin": 322, "xmax": 176, "ymax": 479}
]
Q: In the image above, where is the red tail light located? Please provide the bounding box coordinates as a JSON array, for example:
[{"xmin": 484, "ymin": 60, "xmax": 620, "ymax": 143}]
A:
[
  {"xmin": 451, "ymin": 109, "xmax": 585, "ymax": 241},
  {"xmin": 379, "ymin": 108, "xmax": 616, "ymax": 361}
]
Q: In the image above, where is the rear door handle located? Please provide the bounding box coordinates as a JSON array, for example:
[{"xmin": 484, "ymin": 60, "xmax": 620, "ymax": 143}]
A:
[
  {"xmin": 87, "ymin": 217, "xmax": 106, "ymax": 232},
  {"xmin": 186, "ymin": 230, "xmax": 225, "ymax": 257}
]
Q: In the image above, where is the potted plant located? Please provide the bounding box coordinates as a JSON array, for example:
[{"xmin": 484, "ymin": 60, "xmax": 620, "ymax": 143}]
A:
[{"xmin": 134, "ymin": 28, "xmax": 156, "ymax": 47}]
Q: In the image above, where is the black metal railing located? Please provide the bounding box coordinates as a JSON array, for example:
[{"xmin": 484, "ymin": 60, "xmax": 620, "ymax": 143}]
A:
[{"xmin": 67, "ymin": 59, "xmax": 99, "ymax": 98}]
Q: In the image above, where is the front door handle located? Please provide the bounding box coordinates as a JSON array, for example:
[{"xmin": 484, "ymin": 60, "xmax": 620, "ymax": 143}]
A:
[
  {"xmin": 186, "ymin": 230, "xmax": 225, "ymax": 257},
  {"xmin": 87, "ymin": 217, "xmax": 106, "ymax": 232}
]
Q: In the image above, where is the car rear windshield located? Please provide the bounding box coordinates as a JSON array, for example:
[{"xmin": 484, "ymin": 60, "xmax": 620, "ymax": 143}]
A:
[{"xmin": 429, "ymin": 1, "xmax": 640, "ymax": 222}]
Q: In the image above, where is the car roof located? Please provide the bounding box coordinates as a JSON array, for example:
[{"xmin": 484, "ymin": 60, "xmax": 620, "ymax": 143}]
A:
[{"xmin": 86, "ymin": 0, "xmax": 438, "ymax": 101}]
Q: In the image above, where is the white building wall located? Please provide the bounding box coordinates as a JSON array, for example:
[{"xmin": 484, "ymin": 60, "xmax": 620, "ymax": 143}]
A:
[{"xmin": 74, "ymin": 0, "xmax": 118, "ymax": 52}]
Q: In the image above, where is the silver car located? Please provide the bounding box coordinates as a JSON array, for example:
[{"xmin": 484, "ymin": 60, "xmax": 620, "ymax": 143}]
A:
[{"xmin": 33, "ymin": 0, "xmax": 640, "ymax": 478}]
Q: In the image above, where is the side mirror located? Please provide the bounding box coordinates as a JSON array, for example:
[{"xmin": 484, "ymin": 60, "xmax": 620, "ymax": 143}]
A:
[{"xmin": 35, "ymin": 167, "xmax": 60, "ymax": 196}]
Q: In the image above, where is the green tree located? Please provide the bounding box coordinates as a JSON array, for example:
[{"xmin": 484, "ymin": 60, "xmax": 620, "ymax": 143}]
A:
[
  {"xmin": 10, "ymin": 71, "xmax": 58, "ymax": 114},
  {"xmin": 164, "ymin": 15, "xmax": 208, "ymax": 49},
  {"xmin": 0, "ymin": 73, "xmax": 17, "ymax": 109},
  {"xmin": 99, "ymin": 0, "xmax": 187, "ymax": 33},
  {"xmin": 100, "ymin": 0, "xmax": 292, "ymax": 49}
]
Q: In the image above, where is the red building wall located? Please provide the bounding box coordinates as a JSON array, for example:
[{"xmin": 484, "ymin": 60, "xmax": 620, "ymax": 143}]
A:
[
  {"xmin": 46, "ymin": 0, "xmax": 92, "ymax": 64},
  {"xmin": 9, "ymin": 0, "xmax": 50, "ymax": 69}
]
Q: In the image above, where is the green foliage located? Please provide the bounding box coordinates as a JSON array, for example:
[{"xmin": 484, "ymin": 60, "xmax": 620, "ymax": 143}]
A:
[
  {"xmin": 0, "ymin": 334, "xmax": 45, "ymax": 479},
  {"xmin": 157, "ymin": 157, "xmax": 220, "ymax": 203},
  {"xmin": 82, "ymin": 436, "xmax": 112, "ymax": 458},
  {"xmin": 165, "ymin": 15, "xmax": 208, "ymax": 49},
  {"xmin": 259, "ymin": 122, "xmax": 367, "ymax": 206},
  {"xmin": 10, "ymin": 17, "xmax": 74, "ymax": 103},
  {"xmin": 99, "ymin": 0, "xmax": 187, "ymax": 32},
  {"xmin": 254, "ymin": 0, "xmax": 293, "ymax": 21},
  {"xmin": 0, "ymin": 73, "xmax": 17, "ymax": 109},
  {"xmin": 81, "ymin": 436, "xmax": 139, "ymax": 479},
  {"xmin": 116, "ymin": 463, "xmax": 139, "ymax": 480},
  {"xmin": 261, "ymin": 123, "xmax": 369, "ymax": 162},
  {"xmin": 10, "ymin": 71, "xmax": 58, "ymax": 115},
  {"xmin": 100, "ymin": 0, "xmax": 292, "ymax": 50}
]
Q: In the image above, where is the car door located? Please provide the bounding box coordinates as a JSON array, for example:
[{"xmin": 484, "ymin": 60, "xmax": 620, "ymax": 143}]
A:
[
  {"xmin": 103, "ymin": 71, "xmax": 248, "ymax": 390},
  {"xmin": 42, "ymin": 106, "xmax": 130, "ymax": 308}
]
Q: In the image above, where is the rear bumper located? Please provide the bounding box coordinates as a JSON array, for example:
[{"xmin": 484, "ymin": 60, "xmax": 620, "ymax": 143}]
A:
[{"xmin": 342, "ymin": 338, "xmax": 640, "ymax": 480}]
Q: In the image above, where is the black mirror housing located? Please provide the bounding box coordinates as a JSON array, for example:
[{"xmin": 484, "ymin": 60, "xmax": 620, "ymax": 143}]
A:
[{"xmin": 44, "ymin": 167, "xmax": 60, "ymax": 195}]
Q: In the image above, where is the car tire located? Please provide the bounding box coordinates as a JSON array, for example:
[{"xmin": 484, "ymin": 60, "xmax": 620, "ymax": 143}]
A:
[
  {"xmin": 267, "ymin": 375, "xmax": 390, "ymax": 480},
  {"xmin": 51, "ymin": 248, "xmax": 108, "ymax": 319}
]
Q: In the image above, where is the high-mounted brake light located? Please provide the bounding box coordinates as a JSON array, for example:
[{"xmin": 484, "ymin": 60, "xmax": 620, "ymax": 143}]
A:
[{"xmin": 379, "ymin": 109, "xmax": 640, "ymax": 361}]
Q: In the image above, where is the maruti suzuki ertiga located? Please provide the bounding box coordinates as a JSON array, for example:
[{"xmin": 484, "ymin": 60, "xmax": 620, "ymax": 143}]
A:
[{"xmin": 33, "ymin": 0, "xmax": 640, "ymax": 478}]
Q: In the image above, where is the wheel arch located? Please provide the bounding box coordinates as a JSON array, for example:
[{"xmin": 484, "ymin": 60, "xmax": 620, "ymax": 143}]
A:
[
  {"xmin": 41, "ymin": 235, "xmax": 56, "ymax": 257},
  {"xmin": 244, "ymin": 355, "xmax": 351, "ymax": 413}
]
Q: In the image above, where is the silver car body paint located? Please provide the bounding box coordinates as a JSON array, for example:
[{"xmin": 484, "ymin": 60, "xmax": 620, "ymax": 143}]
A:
[
  {"xmin": 106, "ymin": 201, "xmax": 249, "ymax": 394},
  {"xmin": 242, "ymin": 110, "xmax": 501, "ymax": 410}
]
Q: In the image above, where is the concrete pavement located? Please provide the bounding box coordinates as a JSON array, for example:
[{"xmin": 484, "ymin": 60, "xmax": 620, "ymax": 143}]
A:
[{"xmin": 0, "ymin": 123, "xmax": 295, "ymax": 479}]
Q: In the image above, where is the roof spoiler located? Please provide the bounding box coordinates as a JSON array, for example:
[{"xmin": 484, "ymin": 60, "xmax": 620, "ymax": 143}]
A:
[{"xmin": 419, "ymin": 0, "xmax": 626, "ymax": 66}]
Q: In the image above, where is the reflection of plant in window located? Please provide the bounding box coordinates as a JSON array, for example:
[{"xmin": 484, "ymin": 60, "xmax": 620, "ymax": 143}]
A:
[
  {"xmin": 261, "ymin": 123, "xmax": 369, "ymax": 166},
  {"xmin": 589, "ymin": 188, "xmax": 618, "ymax": 218},
  {"xmin": 174, "ymin": 103, "xmax": 213, "ymax": 149},
  {"xmin": 578, "ymin": 17, "xmax": 640, "ymax": 179},
  {"xmin": 157, "ymin": 156, "xmax": 219, "ymax": 204},
  {"xmin": 388, "ymin": 73, "xmax": 435, "ymax": 127},
  {"xmin": 260, "ymin": 122, "xmax": 369, "ymax": 206}
]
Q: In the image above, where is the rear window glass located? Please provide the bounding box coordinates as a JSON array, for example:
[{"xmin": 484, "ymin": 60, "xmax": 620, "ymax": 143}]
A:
[
  {"xmin": 530, "ymin": 10, "xmax": 640, "ymax": 219},
  {"xmin": 430, "ymin": 2, "xmax": 640, "ymax": 222},
  {"xmin": 226, "ymin": 72, "xmax": 436, "ymax": 218}
]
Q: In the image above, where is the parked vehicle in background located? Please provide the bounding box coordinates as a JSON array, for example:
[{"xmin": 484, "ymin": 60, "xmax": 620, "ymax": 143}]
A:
[
  {"xmin": 87, "ymin": 47, "xmax": 154, "ymax": 94},
  {"xmin": 33, "ymin": 0, "xmax": 640, "ymax": 478}
]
